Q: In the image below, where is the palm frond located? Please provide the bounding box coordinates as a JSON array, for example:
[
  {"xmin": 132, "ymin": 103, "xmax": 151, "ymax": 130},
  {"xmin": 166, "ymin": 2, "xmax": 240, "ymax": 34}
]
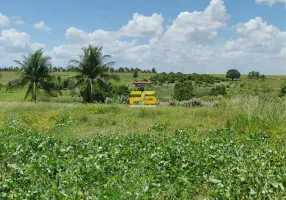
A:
[
  {"xmin": 74, "ymin": 78, "xmax": 86, "ymax": 88},
  {"xmin": 100, "ymin": 73, "xmax": 120, "ymax": 82},
  {"xmin": 6, "ymin": 78, "xmax": 29, "ymax": 91},
  {"xmin": 39, "ymin": 80, "xmax": 60, "ymax": 97}
]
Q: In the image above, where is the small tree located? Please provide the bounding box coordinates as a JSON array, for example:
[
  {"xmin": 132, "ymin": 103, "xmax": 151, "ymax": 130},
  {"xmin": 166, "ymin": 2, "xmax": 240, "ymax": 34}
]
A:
[
  {"xmin": 226, "ymin": 69, "xmax": 241, "ymax": 81},
  {"xmin": 280, "ymin": 85, "xmax": 286, "ymax": 97},
  {"xmin": 133, "ymin": 70, "xmax": 139, "ymax": 80},
  {"xmin": 173, "ymin": 81, "xmax": 194, "ymax": 101},
  {"xmin": 248, "ymin": 71, "xmax": 261, "ymax": 80},
  {"xmin": 151, "ymin": 67, "xmax": 157, "ymax": 73}
]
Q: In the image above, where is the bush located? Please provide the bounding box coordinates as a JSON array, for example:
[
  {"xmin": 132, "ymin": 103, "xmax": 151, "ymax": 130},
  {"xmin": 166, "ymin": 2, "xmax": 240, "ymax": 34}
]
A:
[
  {"xmin": 279, "ymin": 85, "xmax": 286, "ymax": 97},
  {"xmin": 210, "ymin": 86, "xmax": 227, "ymax": 96},
  {"xmin": 105, "ymin": 96, "xmax": 129, "ymax": 104},
  {"xmin": 80, "ymin": 81, "xmax": 113, "ymax": 103},
  {"xmin": 113, "ymin": 85, "xmax": 130, "ymax": 96},
  {"xmin": 173, "ymin": 81, "xmax": 194, "ymax": 101}
]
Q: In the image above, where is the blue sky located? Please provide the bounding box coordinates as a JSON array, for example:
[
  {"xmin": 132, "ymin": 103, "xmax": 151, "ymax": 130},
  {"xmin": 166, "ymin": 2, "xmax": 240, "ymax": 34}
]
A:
[{"xmin": 0, "ymin": 0, "xmax": 285, "ymax": 74}]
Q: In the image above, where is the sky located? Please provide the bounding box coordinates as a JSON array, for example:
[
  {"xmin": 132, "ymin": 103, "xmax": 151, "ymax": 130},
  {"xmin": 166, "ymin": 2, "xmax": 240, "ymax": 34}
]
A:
[{"xmin": 0, "ymin": 0, "xmax": 285, "ymax": 74}]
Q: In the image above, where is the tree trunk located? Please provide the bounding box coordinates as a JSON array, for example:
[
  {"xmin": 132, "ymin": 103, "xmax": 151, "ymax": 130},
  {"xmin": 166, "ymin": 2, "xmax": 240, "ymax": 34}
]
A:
[
  {"xmin": 33, "ymin": 81, "xmax": 36, "ymax": 103},
  {"xmin": 90, "ymin": 79, "xmax": 93, "ymax": 103}
]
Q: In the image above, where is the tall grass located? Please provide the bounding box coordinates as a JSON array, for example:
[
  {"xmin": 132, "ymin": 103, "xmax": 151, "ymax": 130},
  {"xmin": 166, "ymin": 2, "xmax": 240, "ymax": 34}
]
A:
[
  {"xmin": 225, "ymin": 95, "xmax": 286, "ymax": 134},
  {"xmin": 0, "ymin": 95, "xmax": 285, "ymax": 139}
]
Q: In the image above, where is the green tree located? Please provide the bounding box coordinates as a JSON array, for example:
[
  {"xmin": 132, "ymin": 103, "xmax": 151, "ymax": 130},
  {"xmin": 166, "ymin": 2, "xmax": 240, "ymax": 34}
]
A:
[
  {"xmin": 133, "ymin": 70, "xmax": 139, "ymax": 80},
  {"xmin": 173, "ymin": 81, "xmax": 194, "ymax": 101},
  {"xmin": 226, "ymin": 69, "xmax": 241, "ymax": 81},
  {"xmin": 248, "ymin": 71, "xmax": 260, "ymax": 80},
  {"xmin": 7, "ymin": 49, "xmax": 59, "ymax": 102},
  {"xmin": 69, "ymin": 45, "xmax": 120, "ymax": 103},
  {"xmin": 280, "ymin": 85, "xmax": 286, "ymax": 97},
  {"xmin": 151, "ymin": 67, "xmax": 157, "ymax": 73}
]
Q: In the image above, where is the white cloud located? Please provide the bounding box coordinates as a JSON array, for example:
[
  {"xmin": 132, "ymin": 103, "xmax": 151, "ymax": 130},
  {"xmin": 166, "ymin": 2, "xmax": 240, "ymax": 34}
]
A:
[
  {"xmin": 224, "ymin": 17, "xmax": 286, "ymax": 55},
  {"xmin": 31, "ymin": 42, "xmax": 46, "ymax": 51},
  {"xmin": 34, "ymin": 21, "xmax": 52, "ymax": 32},
  {"xmin": 0, "ymin": 29, "xmax": 46, "ymax": 66},
  {"xmin": 12, "ymin": 16, "xmax": 25, "ymax": 25},
  {"xmin": 51, "ymin": 0, "xmax": 285, "ymax": 74},
  {"xmin": 119, "ymin": 13, "xmax": 164, "ymax": 37},
  {"xmin": 164, "ymin": 0, "xmax": 229, "ymax": 42},
  {"xmin": 222, "ymin": 17, "xmax": 286, "ymax": 74},
  {"xmin": 65, "ymin": 27, "xmax": 118, "ymax": 43},
  {"xmin": 0, "ymin": 29, "xmax": 30, "ymax": 49},
  {"xmin": 0, "ymin": 13, "xmax": 9, "ymax": 27},
  {"xmin": 255, "ymin": 0, "xmax": 286, "ymax": 6}
]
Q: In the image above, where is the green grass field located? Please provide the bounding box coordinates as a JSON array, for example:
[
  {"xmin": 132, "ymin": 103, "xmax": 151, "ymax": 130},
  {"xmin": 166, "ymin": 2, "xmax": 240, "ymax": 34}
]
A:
[
  {"xmin": 1, "ymin": 72, "xmax": 285, "ymax": 102},
  {"xmin": 1, "ymin": 72, "xmax": 286, "ymax": 199},
  {"xmin": 0, "ymin": 95, "xmax": 286, "ymax": 199}
]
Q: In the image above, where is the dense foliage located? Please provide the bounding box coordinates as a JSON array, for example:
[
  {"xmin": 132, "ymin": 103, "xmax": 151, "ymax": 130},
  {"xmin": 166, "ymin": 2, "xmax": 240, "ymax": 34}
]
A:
[
  {"xmin": 173, "ymin": 81, "xmax": 194, "ymax": 101},
  {"xmin": 280, "ymin": 85, "xmax": 286, "ymax": 97},
  {"xmin": 210, "ymin": 86, "xmax": 227, "ymax": 96},
  {"xmin": 248, "ymin": 71, "xmax": 265, "ymax": 80},
  {"xmin": 150, "ymin": 73, "xmax": 227, "ymax": 84},
  {"xmin": 226, "ymin": 69, "xmax": 241, "ymax": 81},
  {"xmin": 1, "ymin": 127, "xmax": 285, "ymax": 199}
]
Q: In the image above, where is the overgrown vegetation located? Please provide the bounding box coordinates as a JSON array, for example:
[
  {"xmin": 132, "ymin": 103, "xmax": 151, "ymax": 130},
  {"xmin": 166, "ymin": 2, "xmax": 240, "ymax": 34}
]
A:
[
  {"xmin": 173, "ymin": 81, "xmax": 194, "ymax": 101},
  {"xmin": 1, "ymin": 125, "xmax": 285, "ymax": 199}
]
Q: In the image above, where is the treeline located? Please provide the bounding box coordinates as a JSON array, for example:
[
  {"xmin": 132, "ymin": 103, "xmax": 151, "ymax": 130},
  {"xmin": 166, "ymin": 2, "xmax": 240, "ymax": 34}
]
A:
[
  {"xmin": 110, "ymin": 67, "xmax": 156, "ymax": 73},
  {"xmin": 0, "ymin": 66, "xmax": 157, "ymax": 73},
  {"xmin": 0, "ymin": 66, "xmax": 71, "ymax": 72},
  {"xmin": 150, "ymin": 72, "xmax": 228, "ymax": 84}
]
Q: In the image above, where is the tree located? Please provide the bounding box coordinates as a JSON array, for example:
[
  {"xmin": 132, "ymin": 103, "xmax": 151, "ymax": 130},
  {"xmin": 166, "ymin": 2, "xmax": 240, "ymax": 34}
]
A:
[
  {"xmin": 280, "ymin": 85, "xmax": 286, "ymax": 97},
  {"xmin": 248, "ymin": 71, "xmax": 261, "ymax": 80},
  {"xmin": 133, "ymin": 70, "xmax": 139, "ymax": 80},
  {"xmin": 151, "ymin": 67, "xmax": 157, "ymax": 73},
  {"xmin": 173, "ymin": 81, "xmax": 194, "ymax": 101},
  {"xmin": 69, "ymin": 45, "xmax": 120, "ymax": 103},
  {"xmin": 226, "ymin": 69, "xmax": 241, "ymax": 81},
  {"xmin": 6, "ymin": 49, "xmax": 59, "ymax": 102}
]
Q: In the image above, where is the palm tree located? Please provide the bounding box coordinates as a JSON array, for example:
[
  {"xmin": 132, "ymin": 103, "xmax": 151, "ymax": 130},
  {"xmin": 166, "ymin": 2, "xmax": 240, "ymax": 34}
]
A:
[
  {"xmin": 69, "ymin": 45, "xmax": 120, "ymax": 103},
  {"xmin": 6, "ymin": 49, "xmax": 59, "ymax": 103}
]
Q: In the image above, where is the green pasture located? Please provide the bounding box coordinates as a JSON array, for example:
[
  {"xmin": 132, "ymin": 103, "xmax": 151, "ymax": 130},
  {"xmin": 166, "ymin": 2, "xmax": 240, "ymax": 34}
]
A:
[{"xmin": 0, "ymin": 72, "xmax": 285, "ymax": 102}]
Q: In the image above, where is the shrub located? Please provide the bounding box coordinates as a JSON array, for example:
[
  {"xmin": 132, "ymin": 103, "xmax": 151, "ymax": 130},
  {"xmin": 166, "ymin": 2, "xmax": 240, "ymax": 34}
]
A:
[
  {"xmin": 168, "ymin": 101, "xmax": 177, "ymax": 106},
  {"xmin": 173, "ymin": 81, "xmax": 194, "ymax": 101},
  {"xmin": 279, "ymin": 85, "xmax": 286, "ymax": 97},
  {"xmin": 80, "ymin": 82, "xmax": 113, "ymax": 103},
  {"xmin": 210, "ymin": 86, "xmax": 227, "ymax": 96},
  {"xmin": 113, "ymin": 85, "xmax": 130, "ymax": 96},
  {"xmin": 105, "ymin": 96, "xmax": 128, "ymax": 104}
]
